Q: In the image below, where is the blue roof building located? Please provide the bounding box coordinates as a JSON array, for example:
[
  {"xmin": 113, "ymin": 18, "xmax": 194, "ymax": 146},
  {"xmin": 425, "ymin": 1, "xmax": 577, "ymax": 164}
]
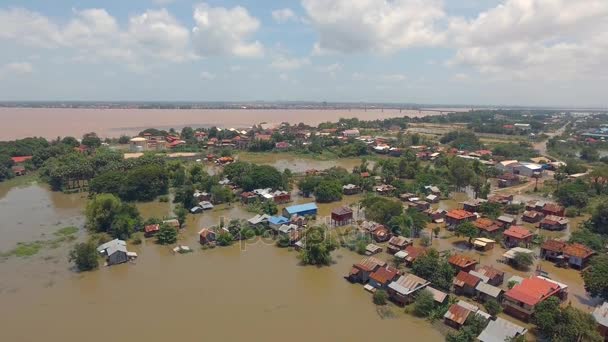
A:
[
  {"xmin": 283, "ymin": 202, "xmax": 318, "ymax": 218},
  {"xmin": 268, "ymin": 215, "xmax": 290, "ymax": 229}
]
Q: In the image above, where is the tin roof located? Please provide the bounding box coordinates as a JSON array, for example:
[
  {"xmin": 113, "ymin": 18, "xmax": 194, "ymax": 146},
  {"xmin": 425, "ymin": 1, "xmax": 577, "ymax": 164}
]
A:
[
  {"xmin": 593, "ymin": 302, "xmax": 608, "ymax": 328},
  {"xmin": 369, "ymin": 266, "xmax": 399, "ymax": 285},
  {"xmin": 388, "ymin": 273, "xmax": 430, "ymax": 295},
  {"xmin": 388, "ymin": 235, "xmax": 412, "ymax": 247},
  {"xmin": 354, "ymin": 256, "xmax": 386, "ymax": 273},
  {"xmin": 284, "ymin": 202, "xmax": 318, "ymax": 214},
  {"xmin": 446, "ymin": 209, "xmax": 476, "ymax": 220},
  {"xmin": 331, "ymin": 206, "xmax": 353, "ymax": 216},
  {"xmin": 541, "ymin": 239, "xmax": 566, "ymax": 252},
  {"xmin": 444, "ymin": 301, "xmax": 478, "ymax": 325},
  {"xmin": 503, "ymin": 226, "xmax": 533, "ymax": 239},
  {"xmin": 426, "ymin": 287, "xmax": 448, "ymax": 303},
  {"xmin": 563, "ymin": 243, "xmax": 594, "ymax": 259},
  {"xmin": 476, "ymin": 282, "xmax": 503, "ymax": 298},
  {"xmin": 454, "ymin": 271, "xmax": 481, "ymax": 288},
  {"xmin": 478, "ymin": 317, "xmax": 528, "ymax": 342},
  {"xmin": 476, "ymin": 265, "xmax": 504, "ymax": 280},
  {"xmin": 448, "ymin": 254, "xmax": 478, "ymax": 269}
]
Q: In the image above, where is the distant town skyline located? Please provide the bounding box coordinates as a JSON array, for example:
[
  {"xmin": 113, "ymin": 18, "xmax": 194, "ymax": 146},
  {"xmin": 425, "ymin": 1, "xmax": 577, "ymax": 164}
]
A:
[{"xmin": 1, "ymin": 0, "xmax": 607, "ymax": 107}]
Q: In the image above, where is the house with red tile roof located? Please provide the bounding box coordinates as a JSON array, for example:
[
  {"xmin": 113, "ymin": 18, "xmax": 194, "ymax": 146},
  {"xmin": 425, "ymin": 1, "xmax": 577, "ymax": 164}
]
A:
[
  {"xmin": 503, "ymin": 276, "xmax": 564, "ymax": 321},
  {"xmin": 453, "ymin": 270, "xmax": 481, "ymax": 296},
  {"xmin": 448, "ymin": 254, "xmax": 478, "ymax": 273},
  {"xmin": 10, "ymin": 156, "xmax": 32, "ymax": 164},
  {"xmin": 540, "ymin": 239, "xmax": 567, "ymax": 261},
  {"xmin": 503, "ymin": 226, "xmax": 534, "ymax": 248},
  {"xmin": 368, "ymin": 266, "xmax": 400, "ymax": 289},
  {"xmin": 445, "ymin": 209, "xmax": 477, "ymax": 227}
]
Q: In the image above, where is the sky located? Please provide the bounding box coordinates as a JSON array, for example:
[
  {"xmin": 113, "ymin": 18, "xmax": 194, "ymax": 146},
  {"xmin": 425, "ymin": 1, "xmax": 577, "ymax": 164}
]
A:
[{"xmin": 0, "ymin": 0, "xmax": 607, "ymax": 107}]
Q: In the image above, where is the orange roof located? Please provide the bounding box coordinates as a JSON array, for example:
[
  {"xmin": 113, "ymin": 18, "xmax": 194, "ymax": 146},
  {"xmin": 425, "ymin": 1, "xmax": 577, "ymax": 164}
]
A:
[
  {"xmin": 445, "ymin": 303, "xmax": 472, "ymax": 325},
  {"xmin": 144, "ymin": 224, "xmax": 160, "ymax": 234},
  {"xmin": 199, "ymin": 228, "xmax": 215, "ymax": 238},
  {"xmin": 563, "ymin": 243, "xmax": 594, "ymax": 259},
  {"xmin": 404, "ymin": 245, "xmax": 426, "ymax": 261},
  {"xmin": 446, "ymin": 209, "xmax": 476, "ymax": 220},
  {"xmin": 505, "ymin": 277, "xmax": 561, "ymax": 306},
  {"xmin": 474, "ymin": 218, "xmax": 501, "ymax": 233},
  {"xmin": 503, "ymin": 226, "xmax": 533, "ymax": 240},
  {"xmin": 448, "ymin": 254, "xmax": 478, "ymax": 269},
  {"xmin": 541, "ymin": 239, "xmax": 566, "ymax": 253},
  {"xmin": 10, "ymin": 156, "xmax": 32, "ymax": 163},
  {"xmin": 454, "ymin": 271, "xmax": 481, "ymax": 288},
  {"xmin": 477, "ymin": 265, "xmax": 504, "ymax": 280},
  {"xmin": 370, "ymin": 266, "xmax": 400, "ymax": 285}
]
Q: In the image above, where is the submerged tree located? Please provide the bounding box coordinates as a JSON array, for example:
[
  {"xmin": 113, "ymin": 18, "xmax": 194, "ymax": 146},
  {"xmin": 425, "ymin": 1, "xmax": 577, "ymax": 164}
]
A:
[
  {"xmin": 69, "ymin": 242, "xmax": 99, "ymax": 272},
  {"xmin": 298, "ymin": 226, "xmax": 338, "ymax": 266}
]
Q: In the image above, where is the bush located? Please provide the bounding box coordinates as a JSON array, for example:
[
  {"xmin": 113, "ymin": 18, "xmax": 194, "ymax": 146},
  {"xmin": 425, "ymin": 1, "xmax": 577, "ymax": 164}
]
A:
[
  {"xmin": 156, "ymin": 225, "xmax": 178, "ymax": 245},
  {"xmin": 484, "ymin": 298, "xmax": 502, "ymax": 316},
  {"xmin": 216, "ymin": 231, "xmax": 234, "ymax": 246},
  {"xmin": 373, "ymin": 289, "xmax": 388, "ymax": 305},
  {"xmin": 565, "ymin": 207, "xmax": 579, "ymax": 217},
  {"xmin": 69, "ymin": 242, "xmax": 99, "ymax": 272},
  {"xmin": 512, "ymin": 252, "xmax": 534, "ymax": 270},
  {"xmin": 413, "ymin": 289, "xmax": 435, "ymax": 317}
]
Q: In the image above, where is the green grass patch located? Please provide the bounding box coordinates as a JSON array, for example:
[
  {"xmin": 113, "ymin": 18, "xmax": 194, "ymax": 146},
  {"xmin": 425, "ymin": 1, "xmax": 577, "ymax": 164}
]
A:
[
  {"xmin": 54, "ymin": 226, "xmax": 79, "ymax": 237},
  {"xmin": 10, "ymin": 241, "xmax": 44, "ymax": 257}
]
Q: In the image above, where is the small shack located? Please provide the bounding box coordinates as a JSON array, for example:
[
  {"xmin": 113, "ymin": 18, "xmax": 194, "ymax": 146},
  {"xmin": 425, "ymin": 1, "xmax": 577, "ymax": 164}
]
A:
[{"xmin": 331, "ymin": 206, "xmax": 354, "ymax": 226}]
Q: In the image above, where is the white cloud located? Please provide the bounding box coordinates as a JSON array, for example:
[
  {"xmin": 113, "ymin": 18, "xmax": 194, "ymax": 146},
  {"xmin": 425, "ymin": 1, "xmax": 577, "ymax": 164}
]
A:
[
  {"xmin": 192, "ymin": 3, "xmax": 263, "ymax": 58},
  {"xmin": 200, "ymin": 71, "xmax": 216, "ymax": 80},
  {"xmin": 272, "ymin": 8, "xmax": 296, "ymax": 23},
  {"xmin": 230, "ymin": 65, "xmax": 244, "ymax": 72},
  {"xmin": 270, "ymin": 55, "xmax": 310, "ymax": 70},
  {"xmin": 315, "ymin": 63, "xmax": 342, "ymax": 78},
  {"xmin": 279, "ymin": 73, "xmax": 289, "ymax": 81},
  {"xmin": 0, "ymin": 7, "xmax": 194, "ymax": 68},
  {"xmin": 447, "ymin": 0, "xmax": 608, "ymax": 81},
  {"xmin": 302, "ymin": 0, "xmax": 445, "ymax": 54}
]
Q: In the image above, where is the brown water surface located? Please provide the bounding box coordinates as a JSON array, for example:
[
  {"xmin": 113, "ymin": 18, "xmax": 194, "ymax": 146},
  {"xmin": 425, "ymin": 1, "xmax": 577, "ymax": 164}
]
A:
[{"xmin": 0, "ymin": 108, "xmax": 442, "ymax": 140}]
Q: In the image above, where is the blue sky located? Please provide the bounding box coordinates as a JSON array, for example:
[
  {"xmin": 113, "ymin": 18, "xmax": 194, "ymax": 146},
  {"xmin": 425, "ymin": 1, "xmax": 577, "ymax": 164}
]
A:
[{"xmin": 0, "ymin": 0, "xmax": 606, "ymax": 106}]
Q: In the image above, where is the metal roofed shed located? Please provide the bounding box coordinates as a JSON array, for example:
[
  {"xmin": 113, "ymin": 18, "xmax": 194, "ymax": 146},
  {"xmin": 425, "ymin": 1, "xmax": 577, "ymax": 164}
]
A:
[
  {"xmin": 502, "ymin": 247, "xmax": 534, "ymax": 260},
  {"xmin": 478, "ymin": 317, "xmax": 528, "ymax": 342}
]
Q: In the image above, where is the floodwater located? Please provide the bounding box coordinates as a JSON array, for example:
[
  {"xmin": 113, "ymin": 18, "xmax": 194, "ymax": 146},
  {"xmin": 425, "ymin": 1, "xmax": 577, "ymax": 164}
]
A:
[
  {"xmin": 237, "ymin": 152, "xmax": 370, "ymax": 173},
  {"xmin": 0, "ymin": 181, "xmax": 442, "ymax": 342},
  {"xmin": 0, "ymin": 108, "xmax": 443, "ymax": 140}
]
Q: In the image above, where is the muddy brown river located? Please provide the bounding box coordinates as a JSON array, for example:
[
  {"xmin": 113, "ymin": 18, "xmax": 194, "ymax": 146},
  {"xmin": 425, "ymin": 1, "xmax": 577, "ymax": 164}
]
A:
[{"xmin": 0, "ymin": 108, "xmax": 445, "ymax": 140}]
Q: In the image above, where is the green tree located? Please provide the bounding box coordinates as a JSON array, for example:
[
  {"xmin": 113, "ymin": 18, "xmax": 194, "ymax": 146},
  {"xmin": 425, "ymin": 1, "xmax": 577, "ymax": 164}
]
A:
[
  {"xmin": 314, "ymin": 179, "xmax": 343, "ymax": 203},
  {"xmin": 589, "ymin": 200, "xmax": 608, "ymax": 235},
  {"xmin": 298, "ymin": 226, "xmax": 338, "ymax": 266},
  {"xmin": 68, "ymin": 242, "xmax": 99, "ymax": 272},
  {"xmin": 455, "ymin": 221, "xmax": 478, "ymax": 244},
  {"xmin": 81, "ymin": 132, "xmax": 102, "ymax": 148},
  {"xmin": 534, "ymin": 297, "xmax": 602, "ymax": 342},
  {"xmin": 156, "ymin": 225, "xmax": 178, "ymax": 245},
  {"xmin": 86, "ymin": 194, "xmax": 122, "ymax": 233},
  {"xmin": 484, "ymin": 299, "xmax": 502, "ymax": 316},
  {"xmin": 446, "ymin": 314, "xmax": 489, "ymax": 342},
  {"xmin": 512, "ymin": 252, "xmax": 534, "ymax": 270},
  {"xmin": 361, "ymin": 196, "xmax": 403, "ymax": 226},
  {"xmin": 216, "ymin": 231, "xmax": 234, "ymax": 246},
  {"xmin": 583, "ymin": 254, "xmax": 608, "ymax": 301},
  {"xmin": 411, "ymin": 249, "xmax": 454, "ymax": 291},
  {"xmin": 174, "ymin": 206, "xmax": 188, "ymax": 228},
  {"xmin": 298, "ymin": 176, "xmax": 320, "ymax": 197},
  {"xmin": 61, "ymin": 136, "xmax": 80, "ymax": 147},
  {"xmin": 211, "ymin": 185, "xmax": 234, "ymax": 204},
  {"xmin": 413, "ymin": 289, "xmax": 436, "ymax": 317},
  {"xmin": 373, "ymin": 289, "xmax": 388, "ymax": 305}
]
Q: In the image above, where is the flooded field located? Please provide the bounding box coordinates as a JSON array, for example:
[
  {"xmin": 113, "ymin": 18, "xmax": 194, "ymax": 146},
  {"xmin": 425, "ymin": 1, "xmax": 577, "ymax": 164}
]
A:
[
  {"xmin": 0, "ymin": 108, "xmax": 445, "ymax": 140},
  {"xmin": 237, "ymin": 152, "xmax": 369, "ymax": 173}
]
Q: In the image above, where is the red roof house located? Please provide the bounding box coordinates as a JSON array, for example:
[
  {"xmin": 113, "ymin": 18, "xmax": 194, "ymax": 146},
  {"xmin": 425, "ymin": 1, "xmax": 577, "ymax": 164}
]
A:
[
  {"xmin": 448, "ymin": 254, "xmax": 478, "ymax": 272},
  {"xmin": 503, "ymin": 226, "xmax": 534, "ymax": 248},
  {"xmin": 445, "ymin": 209, "xmax": 477, "ymax": 226},
  {"xmin": 503, "ymin": 277, "xmax": 563, "ymax": 321},
  {"xmin": 144, "ymin": 224, "xmax": 160, "ymax": 237},
  {"xmin": 10, "ymin": 156, "xmax": 32, "ymax": 164},
  {"xmin": 453, "ymin": 271, "xmax": 481, "ymax": 296}
]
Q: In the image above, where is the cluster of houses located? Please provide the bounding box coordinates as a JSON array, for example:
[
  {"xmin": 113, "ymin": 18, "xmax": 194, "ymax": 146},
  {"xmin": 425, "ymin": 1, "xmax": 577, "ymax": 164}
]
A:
[
  {"xmin": 198, "ymin": 202, "xmax": 323, "ymax": 247},
  {"xmin": 240, "ymin": 188, "xmax": 292, "ymax": 204},
  {"xmin": 346, "ymin": 244, "xmax": 557, "ymax": 341},
  {"xmin": 523, "ymin": 200, "xmax": 569, "ymax": 231}
]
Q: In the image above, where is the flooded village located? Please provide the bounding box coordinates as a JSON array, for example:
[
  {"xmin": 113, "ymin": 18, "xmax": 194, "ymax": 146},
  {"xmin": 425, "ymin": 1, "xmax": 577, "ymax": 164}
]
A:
[{"xmin": 1, "ymin": 109, "xmax": 608, "ymax": 341}]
